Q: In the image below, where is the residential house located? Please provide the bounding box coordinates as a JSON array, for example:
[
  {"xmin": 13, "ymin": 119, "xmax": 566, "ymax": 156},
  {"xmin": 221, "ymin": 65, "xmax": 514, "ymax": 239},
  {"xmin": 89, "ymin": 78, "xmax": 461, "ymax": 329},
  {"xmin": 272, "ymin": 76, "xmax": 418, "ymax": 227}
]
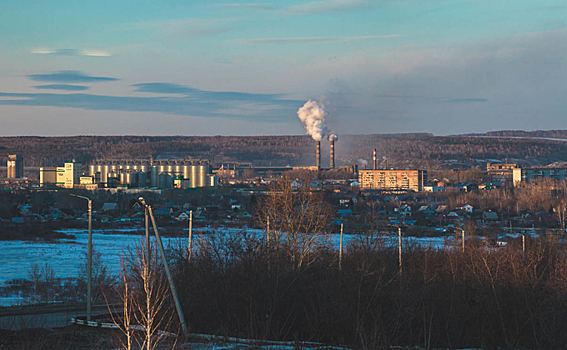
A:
[{"xmin": 455, "ymin": 204, "xmax": 474, "ymax": 214}]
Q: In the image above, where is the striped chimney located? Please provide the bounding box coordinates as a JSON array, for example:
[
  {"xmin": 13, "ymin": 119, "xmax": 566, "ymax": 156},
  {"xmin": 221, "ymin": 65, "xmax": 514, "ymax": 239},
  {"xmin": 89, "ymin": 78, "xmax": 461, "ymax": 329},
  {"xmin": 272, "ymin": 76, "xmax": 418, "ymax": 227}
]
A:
[
  {"xmin": 330, "ymin": 140, "xmax": 335, "ymax": 169},
  {"xmin": 373, "ymin": 148, "xmax": 377, "ymax": 170}
]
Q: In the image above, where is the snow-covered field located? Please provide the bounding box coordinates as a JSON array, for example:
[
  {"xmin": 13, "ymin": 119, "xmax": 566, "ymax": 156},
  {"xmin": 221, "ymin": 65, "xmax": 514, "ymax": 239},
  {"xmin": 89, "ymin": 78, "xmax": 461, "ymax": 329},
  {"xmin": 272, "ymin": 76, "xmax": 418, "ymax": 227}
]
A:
[{"xmin": 0, "ymin": 226, "xmax": 451, "ymax": 306}]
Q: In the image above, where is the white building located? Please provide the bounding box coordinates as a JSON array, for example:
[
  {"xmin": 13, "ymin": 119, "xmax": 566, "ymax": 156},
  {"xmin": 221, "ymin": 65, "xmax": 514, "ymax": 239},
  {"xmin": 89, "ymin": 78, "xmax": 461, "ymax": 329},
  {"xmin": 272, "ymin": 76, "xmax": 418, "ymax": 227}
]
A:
[{"xmin": 40, "ymin": 161, "xmax": 82, "ymax": 188}]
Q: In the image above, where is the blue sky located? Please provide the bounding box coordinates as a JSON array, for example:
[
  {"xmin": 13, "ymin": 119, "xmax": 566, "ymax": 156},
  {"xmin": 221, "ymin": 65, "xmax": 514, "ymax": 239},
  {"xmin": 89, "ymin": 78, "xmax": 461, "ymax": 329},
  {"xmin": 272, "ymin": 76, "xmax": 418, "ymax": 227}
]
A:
[{"xmin": 0, "ymin": 0, "xmax": 566, "ymax": 136}]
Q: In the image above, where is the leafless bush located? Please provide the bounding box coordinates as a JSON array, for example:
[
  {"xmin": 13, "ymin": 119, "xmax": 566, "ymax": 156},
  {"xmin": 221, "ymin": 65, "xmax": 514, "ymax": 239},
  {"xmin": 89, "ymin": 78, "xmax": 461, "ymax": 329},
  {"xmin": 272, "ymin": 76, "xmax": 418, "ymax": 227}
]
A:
[{"xmin": 171, "ymin": 233, "xmax": 567, "ymax": 349}]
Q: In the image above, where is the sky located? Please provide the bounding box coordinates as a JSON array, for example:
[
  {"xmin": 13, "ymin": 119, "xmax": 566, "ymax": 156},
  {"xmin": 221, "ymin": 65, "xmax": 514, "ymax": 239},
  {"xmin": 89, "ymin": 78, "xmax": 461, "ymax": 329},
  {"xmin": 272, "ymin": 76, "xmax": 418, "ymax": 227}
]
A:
[{"xmin": 0, "ymin": 0, "xmax": 566, "ymax": 136}]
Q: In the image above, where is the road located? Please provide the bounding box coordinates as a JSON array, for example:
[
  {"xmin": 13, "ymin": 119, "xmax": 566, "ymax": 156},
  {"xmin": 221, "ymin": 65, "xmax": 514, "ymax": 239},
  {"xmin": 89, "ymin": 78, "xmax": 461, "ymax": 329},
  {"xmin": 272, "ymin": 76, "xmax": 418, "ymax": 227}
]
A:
[{"xmin": 0, "ymin": 303, "xmax": 114, "ymax": 330}]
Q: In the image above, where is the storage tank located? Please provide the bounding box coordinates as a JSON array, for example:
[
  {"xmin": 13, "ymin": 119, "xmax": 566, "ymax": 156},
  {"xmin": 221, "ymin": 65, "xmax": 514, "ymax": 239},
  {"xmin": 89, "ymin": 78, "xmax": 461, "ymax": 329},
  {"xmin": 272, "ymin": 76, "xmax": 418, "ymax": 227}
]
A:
[
  {"xmin": 190, "ymin": 165, "xmax": 198, "ymax": 188},
  {"xmin": 102, "ymin": 165, "xmax": 110, "ymax": 185},
  {"xmin": 183, "ymin": 165, "xmax": 190, "ymax": 182},
  {"xmin": 151, "ymin": 166, "xmax": 158, "ymax": 187},
  {"xmin": 159, "ymin": 173, "xmax": 173, "ymax": 188},
  {"xmin": 119, "ymin": 173, "xmax": 128, "ymax": 185},
  {"xmin": 198, "ymin": 164, "xmax": 208, "ymax": 187},
  {"xmin": 138, "ymin": 172, "xmax": 147, "ymax": 187}
]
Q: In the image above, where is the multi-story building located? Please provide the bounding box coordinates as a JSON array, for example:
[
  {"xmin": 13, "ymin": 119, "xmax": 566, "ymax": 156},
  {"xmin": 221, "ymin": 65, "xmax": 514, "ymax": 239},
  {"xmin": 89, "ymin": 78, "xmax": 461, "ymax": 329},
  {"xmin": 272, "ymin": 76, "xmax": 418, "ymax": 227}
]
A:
[
  {"xmin": 7, "ymin": 154, "xmax": 23, "ymax": 179},
  {"xmin": 39, "ymin": 161, "xmax": 82, "ymax": 188},
  {"xmin": 486, "ymin": 162, "xmax": 517, "ymax": 181},
  {"xmin": 513, "ymin": 167, "xmax": 567, "ymax": 184},
  {"xmin": 359, "ymin": 169, "xmax": 427, "ymax": 192}
]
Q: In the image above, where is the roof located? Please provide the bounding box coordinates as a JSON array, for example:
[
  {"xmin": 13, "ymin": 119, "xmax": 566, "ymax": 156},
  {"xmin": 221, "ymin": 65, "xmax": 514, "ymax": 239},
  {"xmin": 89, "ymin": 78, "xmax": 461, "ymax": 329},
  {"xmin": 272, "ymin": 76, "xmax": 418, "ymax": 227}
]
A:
[
  {"xmin": 101, "ymin": 202, "xmax": 118, "ymax": 211},
  {"xmin": 456, "ymin": 203, "xmax": 472, "ymax": 208},
  {"xmin": 483, "ymin": 212, "xmax": 499, "ymax": 220}
]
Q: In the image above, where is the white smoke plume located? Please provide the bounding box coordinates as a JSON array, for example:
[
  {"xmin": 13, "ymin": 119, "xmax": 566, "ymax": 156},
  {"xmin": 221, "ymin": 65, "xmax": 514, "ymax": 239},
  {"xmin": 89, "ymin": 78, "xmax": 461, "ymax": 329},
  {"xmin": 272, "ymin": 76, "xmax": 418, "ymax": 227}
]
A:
[
  {"xmin": 357, "ymin": 158, "xmax": 369, "ymax": 166},
  {"xmin": 297, "ymin": 100, "xmax": 328, "ymax": 141},
  {"xmin": 328, "ymin": 132, "xmax": 338, "ymax": 142}
]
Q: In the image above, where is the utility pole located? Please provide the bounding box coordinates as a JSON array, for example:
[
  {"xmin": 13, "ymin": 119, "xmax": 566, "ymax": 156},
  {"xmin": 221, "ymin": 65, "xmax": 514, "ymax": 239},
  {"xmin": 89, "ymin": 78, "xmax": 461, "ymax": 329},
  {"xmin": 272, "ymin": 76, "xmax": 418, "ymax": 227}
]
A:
[
  {"xmin": 455, "ymin": 228, "xmax": 465, "ymax": 253},
  {"xmin": 339, "ymin": 223, "xmax": 343, "ymax": 271},
  {"xmin": 139, "ymin": 197, "xmax": 190, "ymax": 336},
  {"xmin": 398, "ymin": 226, "xmax": 402, "ymax": 274},
  {"xmin": 145, "ymin": 206, "xmax": 150, "ymax": 268},
  {"xmin": 188, "ymin": 210, "xmax": 193, "ymax": 262},
  {"xmin": 71, "ymin": 194, "xmax": 92, "ymax": 322},
  {"xmin": 266, "ymin": 216, "xmax": 270, "ymax": 246}
]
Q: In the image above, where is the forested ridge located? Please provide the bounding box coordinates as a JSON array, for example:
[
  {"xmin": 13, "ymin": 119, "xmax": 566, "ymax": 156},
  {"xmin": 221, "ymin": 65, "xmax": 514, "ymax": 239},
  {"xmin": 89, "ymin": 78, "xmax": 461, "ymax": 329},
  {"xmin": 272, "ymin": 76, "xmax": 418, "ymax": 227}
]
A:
[{"xmin": 1, "ymin": 132, "xmax": 567, "ymax": 170}]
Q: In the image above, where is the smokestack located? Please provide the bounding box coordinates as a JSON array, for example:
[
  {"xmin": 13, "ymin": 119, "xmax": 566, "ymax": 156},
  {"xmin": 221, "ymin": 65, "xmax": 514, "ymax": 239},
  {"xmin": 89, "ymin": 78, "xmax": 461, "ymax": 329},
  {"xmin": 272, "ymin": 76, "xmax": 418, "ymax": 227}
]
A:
[
  {"xmin": 373, "ymin": 148, "xmax": 377, "ymax": 170},
  {"xmin": 316, "ymin": 141, "xmax": 321, "ymax": 170},
  {"xmin": 328, "ymin": 132, "xmax": 338, "ymax": 169},
  {"xmin": 330, "ymin": 141, "xmax": 335, "ymax": 169}
]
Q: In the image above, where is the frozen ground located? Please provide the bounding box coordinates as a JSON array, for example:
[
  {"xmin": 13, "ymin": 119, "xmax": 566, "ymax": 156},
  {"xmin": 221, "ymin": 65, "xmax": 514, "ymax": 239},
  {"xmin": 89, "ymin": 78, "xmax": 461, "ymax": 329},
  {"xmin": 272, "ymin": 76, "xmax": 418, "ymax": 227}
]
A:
[{"xmin": 0, "ymin": 226, "xmax": 451, "ymax": 306}]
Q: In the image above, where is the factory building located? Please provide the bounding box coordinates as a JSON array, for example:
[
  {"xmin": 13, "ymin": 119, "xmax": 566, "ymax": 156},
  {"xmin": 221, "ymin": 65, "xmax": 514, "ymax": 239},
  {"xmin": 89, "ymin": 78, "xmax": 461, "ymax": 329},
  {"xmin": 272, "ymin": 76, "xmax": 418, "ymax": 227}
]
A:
[
  {"xmin": 39, "ymin": 161, "xmax": 82, "ymax": 188},
  {"xmin": 88, "ymin": 158, "xmax": 216, "ymax": 189},
  {"xmin": 359, "ymin": 169, "xmax": 427, "ymax": 192},
  {"xmin": 7, "ymin": 154, "xmax": 23, "ymax": 179},
  {"xmin": 513, "ymin": 167, "xmax": 567, "ymax": 185}
]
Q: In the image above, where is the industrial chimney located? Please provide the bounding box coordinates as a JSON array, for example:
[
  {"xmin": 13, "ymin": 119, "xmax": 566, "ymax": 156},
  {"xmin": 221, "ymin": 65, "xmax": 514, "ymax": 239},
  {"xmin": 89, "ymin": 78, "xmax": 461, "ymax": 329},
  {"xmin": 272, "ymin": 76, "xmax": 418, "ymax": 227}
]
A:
[
  {"xmin": 373, "ymin": 148, "xmax": 377, "ymax": 170},
  {"xmin": 330, "ymin": 140, "xmax": 335, "ymax": 169},
  {"xmin": 316, "ymin": 141, "xmax": 321, "ymax": 170},
  {"xmin": 328, "ymin": 132, "xmax": 338, "ymax": 169}
]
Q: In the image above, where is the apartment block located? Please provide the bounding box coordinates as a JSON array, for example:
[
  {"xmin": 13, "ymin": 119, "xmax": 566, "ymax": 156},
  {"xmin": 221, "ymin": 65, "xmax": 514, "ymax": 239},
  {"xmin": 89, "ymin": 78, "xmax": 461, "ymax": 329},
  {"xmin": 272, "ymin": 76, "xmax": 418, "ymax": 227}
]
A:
[{"xmin": 359, "ymin": 169, "xmax": 427, "ymax": 192}]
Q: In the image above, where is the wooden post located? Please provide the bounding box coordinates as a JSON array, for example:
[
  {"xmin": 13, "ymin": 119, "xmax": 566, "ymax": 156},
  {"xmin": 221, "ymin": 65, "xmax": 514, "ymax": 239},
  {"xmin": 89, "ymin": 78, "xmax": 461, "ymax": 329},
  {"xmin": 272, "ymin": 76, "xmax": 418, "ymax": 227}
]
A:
[
  {"xmin": 188, "ymin": 210, "xmax": 193, "ymax": 262},
  {"xmin": 522, "ymin": 234, "xmax": 525, "ymax": 253},
  {"xmin": 398, "ymin": 227, "xmax": 402, "ymax": 274},
  {"xmin": 267, "ymin": 216, "xmax": 270, "ymax": 246},
  {"xmin": 339, "ymin": 223, "xmax": 343, "ymax": 271},
  {"xmin": 462, "ymin": 229, "xmax": 465, "ymax": 253}
]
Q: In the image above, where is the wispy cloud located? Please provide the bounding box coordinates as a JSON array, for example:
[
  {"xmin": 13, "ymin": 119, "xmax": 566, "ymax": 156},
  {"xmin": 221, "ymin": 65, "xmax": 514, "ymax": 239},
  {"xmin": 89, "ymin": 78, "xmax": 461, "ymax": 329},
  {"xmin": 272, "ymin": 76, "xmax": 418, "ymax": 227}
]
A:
[
  {"xmin": 285, "ymin": 0, "xmax": 371, "ymax": 15},
  {"xmin": 118, "ymin": 18, "xmax": 238, "ymax": 39},
  {"xmin": 32, "ymin": 84, "xmax": 90, "ymax": 91},
  {"xmin": 444, "ymin": 98, "xmax": 488, "ymax": 104},
  {"xmin": 27, "ymin": 71, "xmax": 119, "ymax": 83},
  {"xmin": 211, "ymin": 3, "xmax": 273, "ymax": 9},
  {"xmin": 0, "ymin": 83, "xmax": 301, "ymax": 121},
  {"xmin": 133, "ymin": 83, "xmax": 286, "ymax": 102},
  {"xmin": 236, "ymin": 34, "xmax": 403, "ymax": 44},
  {"xmin": 31, "ymin": 48, "xmax": 111, "ymax": 57}
]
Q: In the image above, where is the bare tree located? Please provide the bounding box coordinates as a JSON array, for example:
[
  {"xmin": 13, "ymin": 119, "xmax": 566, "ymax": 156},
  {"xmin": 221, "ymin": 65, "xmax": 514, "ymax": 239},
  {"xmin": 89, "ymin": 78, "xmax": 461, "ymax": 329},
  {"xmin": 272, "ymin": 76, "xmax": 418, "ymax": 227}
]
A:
[
  {"xmin": 257, "ymin": 174, "xmax": 332, "ymax": 269},
  {"xmin": 555, "ymin": 199, "xmax": 567, "ymax": 230},
  {"xmin": 108, "ymin": 241, "xmax": 177, "ymax": 350}
]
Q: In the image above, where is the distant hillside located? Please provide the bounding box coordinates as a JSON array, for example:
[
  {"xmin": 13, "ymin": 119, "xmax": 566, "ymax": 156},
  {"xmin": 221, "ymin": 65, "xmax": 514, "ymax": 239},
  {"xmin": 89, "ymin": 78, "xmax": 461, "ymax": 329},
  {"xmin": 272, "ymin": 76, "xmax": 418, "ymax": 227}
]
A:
[
  {"xmin": 2, "ymin": 133, "xmax": 567, "ymax": 174},
  {"xmin": 469, "ymin": 130, "xmax": 567, "ymax": 139}
]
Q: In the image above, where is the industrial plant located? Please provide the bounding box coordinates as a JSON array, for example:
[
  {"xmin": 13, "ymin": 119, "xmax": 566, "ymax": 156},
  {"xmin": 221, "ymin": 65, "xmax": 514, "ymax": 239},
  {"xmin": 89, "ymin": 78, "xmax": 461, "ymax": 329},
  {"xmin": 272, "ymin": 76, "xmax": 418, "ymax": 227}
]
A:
[{"xmin": 39, "ymin": 158, "xmax": 218, "ymax": 189}]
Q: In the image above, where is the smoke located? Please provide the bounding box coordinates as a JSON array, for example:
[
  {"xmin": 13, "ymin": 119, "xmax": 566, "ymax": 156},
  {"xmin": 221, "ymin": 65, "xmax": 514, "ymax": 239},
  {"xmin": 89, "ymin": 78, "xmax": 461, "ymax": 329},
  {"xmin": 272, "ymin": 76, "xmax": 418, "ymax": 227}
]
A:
[
  {"xmin": 328, "ymin": 131, "xmax": 338, "ymax": 142},
  {"xmin": 297, "ymin": 100, "xmax": 328, "ymax": 141},
  {"xmin": 357, "ymin": 158, "xmax": 368, "ymax": 166}
]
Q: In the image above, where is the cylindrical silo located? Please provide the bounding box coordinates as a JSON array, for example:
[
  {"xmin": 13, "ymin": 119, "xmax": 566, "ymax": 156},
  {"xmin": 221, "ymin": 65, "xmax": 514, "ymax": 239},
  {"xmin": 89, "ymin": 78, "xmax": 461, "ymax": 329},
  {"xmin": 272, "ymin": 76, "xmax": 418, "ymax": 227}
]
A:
[
  {"xmin": 138, "ymin": 172, "xmax": 147, "ymax": 187},
  {"xmin": 159, "ymin": 173, "xmax": 173, "ymax": 188},
  {"xmin": 102, "ymin": 165, "xmax": 110, "ymax": 184},
  {"xmin": 190, "ymin": 165, "xmax": 198, "ymax": 188},
  {"xmin": 198, "ymin": 164, "xmax": 208, "ymax": 187},
  {"xmin": 151, "ymin": 166, "xmax": 158, "ymax": 187},
  {"xmin": 183, "ymin": 165, "xmax": 190, "ymax": 181}
]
